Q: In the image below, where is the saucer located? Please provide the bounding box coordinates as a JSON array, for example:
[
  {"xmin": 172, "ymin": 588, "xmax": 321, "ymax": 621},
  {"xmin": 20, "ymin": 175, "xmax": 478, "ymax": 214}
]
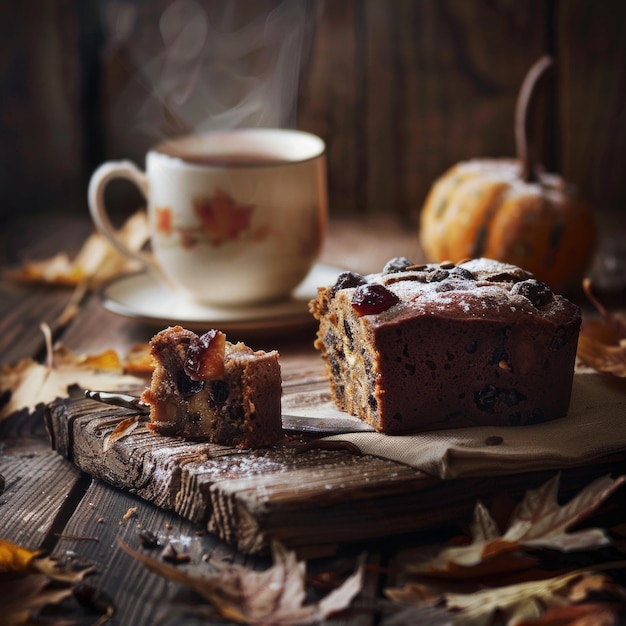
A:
[{"xmin": 99, "ymin": 264, "xmax": 344, "ymax": 335}]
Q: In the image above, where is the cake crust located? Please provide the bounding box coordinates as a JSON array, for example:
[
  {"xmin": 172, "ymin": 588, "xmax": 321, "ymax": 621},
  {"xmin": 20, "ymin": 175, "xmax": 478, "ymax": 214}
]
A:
[{"xmin": 310, "ymin": 258, "xmax": 582, "ymax": 434}]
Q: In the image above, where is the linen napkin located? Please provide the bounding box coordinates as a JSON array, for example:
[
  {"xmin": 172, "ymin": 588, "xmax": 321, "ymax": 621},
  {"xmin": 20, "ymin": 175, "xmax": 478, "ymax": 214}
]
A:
[{"xmin": 286, "ymin": 370, "xmax": 626, "ymax": 480}]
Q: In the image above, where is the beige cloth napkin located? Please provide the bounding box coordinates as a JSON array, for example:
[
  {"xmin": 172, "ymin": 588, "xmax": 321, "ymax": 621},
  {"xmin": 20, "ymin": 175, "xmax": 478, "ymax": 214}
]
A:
[{"xmin": 319, "ymin": 371, "xmax": 626, "ymax": 479}]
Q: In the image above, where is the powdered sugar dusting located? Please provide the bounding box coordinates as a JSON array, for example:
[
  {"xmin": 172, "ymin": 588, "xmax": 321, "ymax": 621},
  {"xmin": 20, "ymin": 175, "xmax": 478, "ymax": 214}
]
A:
[{"xmin": 340, "ymin": 258, "xmax": 578, "ymax": 323}]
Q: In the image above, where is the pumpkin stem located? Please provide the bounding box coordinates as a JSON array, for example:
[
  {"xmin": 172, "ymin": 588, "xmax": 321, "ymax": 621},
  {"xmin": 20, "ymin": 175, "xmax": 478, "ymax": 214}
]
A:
[{"xmin": 515, "ymin": 55, "xmax": 553, "ymax": 183}]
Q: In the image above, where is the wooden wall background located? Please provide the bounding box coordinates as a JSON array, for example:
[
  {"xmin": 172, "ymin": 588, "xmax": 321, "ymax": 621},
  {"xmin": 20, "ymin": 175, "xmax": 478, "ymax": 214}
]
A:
[{"xmin": 1, "ymin": 0, "xmax": 625, "ymax": 226}]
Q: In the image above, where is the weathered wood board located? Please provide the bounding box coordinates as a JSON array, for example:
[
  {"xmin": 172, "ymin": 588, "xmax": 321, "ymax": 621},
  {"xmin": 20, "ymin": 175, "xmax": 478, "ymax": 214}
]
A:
[
  {"xmin": 45, "ymin": 383, "xmax": 626, "ymax": 556},
  {"xmin": 46, "ymin": 389, "xmax": 440, "ymax": 556}
]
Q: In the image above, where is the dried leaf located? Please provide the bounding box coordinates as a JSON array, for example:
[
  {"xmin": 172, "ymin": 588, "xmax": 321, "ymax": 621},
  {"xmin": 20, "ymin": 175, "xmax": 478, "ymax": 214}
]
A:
[
  {"xmin": 103, "ymin": 416, "xmax": 140, "ymax": 451},
  {"xmin": 0, "ymin": 537, "xmax": 96, "ymax": 625},
  {"xmin": 512, "ymin": 571, "xmax": 626, "ymax": 626},
  {"xmin": 569, "ymin": 572, "xmax": 626, "ymax": 603},
  {"xmin": 405, "ymin": 474, "xmax": 625, "ymax": 579},
  {"xmin": 443, "ymin": 570, "xmax": 601, "ymax": 626},
  {"xmin": 501, "ymin": 474, "xmax": 624, "ymax": 551},
  {"xmin": 515, "ymin": 603, "xmax": 617, "ymax": 626},
  {"xmin": 7, "ymin": 211, "xmax": 149, "ymax": 288},
  {"xmin": 389, "ymin": 569, "xmax": 624, "ymax": 626},
  {"xmin": 577, "ymin": 332, "xmax": 626, "ymax": 377},
  {"xmin": 0, "ymin": 575, "xmax": 74, "ymax": 626},
  {"xmin": 120, "ymin": 539, "xmax": 364, "ymax": 625},
  {"xmin": 381, "ymin": 605, "xmax": 455, "ymax": 626},
  {"xmin": 122, "ymin": 343, "xmax": 154, "ymax": 375},
  {"xmin": 0, "ymin": 341, "xmax": 147, "ymax": 423},
  {"xmin": 577, "ymin": 279, "xmax": 626, "ymax": 376},
  {"xmin": 386, "ymin": 476, "xmax": 626, "ymax": 625},
  {"xmin": 385, "ymin": 580, "xmax": 442, "ymax": 608},
  {"xmin": 52, "ymin": 345, "xmax": 123, "ymax": 370},
  {"xmin": 582, "ymin": 278, "xmax": 626, "ymax": 338},
  {"xmin": 7, "ymin": 251, "xmax": 85, "ymax": 285},
  {"xmin": 0, "ymin": 538, "xmax": 41, "ymax": 572},
  {"xmin": 32, "ymin": 554, "xmax": 95, "ymax": 583}
]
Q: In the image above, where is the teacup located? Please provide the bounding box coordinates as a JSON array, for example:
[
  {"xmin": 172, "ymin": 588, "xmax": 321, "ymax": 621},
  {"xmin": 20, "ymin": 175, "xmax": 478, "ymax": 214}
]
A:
[{"xmin": 88, "ymin": 128, "xmax": 327, "ymax": 306}]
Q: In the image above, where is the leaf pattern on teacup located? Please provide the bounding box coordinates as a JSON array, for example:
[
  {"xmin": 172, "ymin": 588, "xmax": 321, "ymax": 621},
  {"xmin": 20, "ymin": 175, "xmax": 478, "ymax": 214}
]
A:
[
  {"xmin": 154, "ymin": 191, "xmax": 262, "ymax": 248},
  {"xmin": 194, "ymin": 189, "xmax": 254, "ymax": 246},
  {"xmin": 155, "ymin": 207, "xmax": 173, "ymax": 236}
]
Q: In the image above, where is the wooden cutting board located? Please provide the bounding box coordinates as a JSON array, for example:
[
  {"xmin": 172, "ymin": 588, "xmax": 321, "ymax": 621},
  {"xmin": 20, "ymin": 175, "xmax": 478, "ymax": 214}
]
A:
[{"xmin": 45, "ymin": 376, "xmax": 625, "ymax": 556}]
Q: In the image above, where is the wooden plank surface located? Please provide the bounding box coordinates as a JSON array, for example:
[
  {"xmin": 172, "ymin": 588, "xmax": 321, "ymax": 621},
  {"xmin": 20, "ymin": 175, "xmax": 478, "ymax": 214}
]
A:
[
  {"xmin": 0, "ymin": 283, "xmax": 79, "ymax": 366},
  {"xmin": 46, "ymin": 391, "xmax": 442, "ymax": 556},
  {"xmin": 0, "ymin": 409, "xmax": 86, "ymax": 550},
  {"xmin": 49, "ymin": 478, "xmax": 242, "ymax": 626},
  {"xmin": 46, "ymin": 383, "xmax": 626, "ymax": 559},
  {"xmin": 48, "ymin": 477, "xmax": 379, "ymax": 626}
]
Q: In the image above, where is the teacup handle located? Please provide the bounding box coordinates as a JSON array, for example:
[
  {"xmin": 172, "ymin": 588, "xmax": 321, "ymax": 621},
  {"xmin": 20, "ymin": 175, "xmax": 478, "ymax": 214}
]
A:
[{"xmin": 88, "ymin": 160, "xmax": 155, "ymax": 271}]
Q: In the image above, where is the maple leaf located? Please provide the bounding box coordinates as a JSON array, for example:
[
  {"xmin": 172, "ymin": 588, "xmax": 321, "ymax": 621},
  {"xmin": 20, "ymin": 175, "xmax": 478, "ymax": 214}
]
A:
[
  {"xmin": 516, "ymin": 603, "xmax": 617, "ymax": 626},
  {"xmin": 387, "ymin": 569, "xmax": 626, "ymax": 626},
  {"xmin": 155, "ymin": 206, "xmax": 173, "ymax": 236},
  {"xmin": 6, "ymin": 211, "xmax": 149, "ymax": 288},
  {"xmin": 0, "ymin": 536, "xmax": 95, "ymax": 625},
  {"xmin": 0, "ymin": 329, "xmax": 148, "ymax": 423},
  {"xmin": 514, "ymin": 572, "xmax": 626, "ymax": 626},
  {"xmin": 193, "ymin": 189, "xmax": 254, "ymax": 246},
  {"xmin": 120, "ymin": 539, "xmax": 364, "ymax": 625},
  {"xmin": 577, "ymin": 278, "xmax": 626, "ymax": 376},
  {"xmin": 385, "ymin": 476, "xmax": 626, "ymax": 625},
  {"xmin": 443, "ymin": 570, "xmax": 614, "ymax": 626},
  {"xmin": 403, "ymin": 474, "xmax": 625, "ymax": 580}
]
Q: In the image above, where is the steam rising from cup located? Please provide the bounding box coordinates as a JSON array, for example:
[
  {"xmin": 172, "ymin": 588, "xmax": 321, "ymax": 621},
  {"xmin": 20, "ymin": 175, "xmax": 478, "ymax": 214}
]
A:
[{"xmin": 103, "ymin": 0, "xmax": 316, "ymax": 150}]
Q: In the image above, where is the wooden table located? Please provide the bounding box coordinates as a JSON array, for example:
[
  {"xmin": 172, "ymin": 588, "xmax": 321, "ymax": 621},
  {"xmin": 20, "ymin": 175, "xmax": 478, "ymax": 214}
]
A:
[{"xmin": 1, "ymin": 213, "xmax": 624, "ymax": 625}]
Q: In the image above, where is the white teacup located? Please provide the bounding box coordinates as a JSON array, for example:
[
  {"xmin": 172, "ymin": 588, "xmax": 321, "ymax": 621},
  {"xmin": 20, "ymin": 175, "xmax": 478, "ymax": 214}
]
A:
[{"xmin": 88, "ymin": 128, "xmax": 327, "ymax": 307}]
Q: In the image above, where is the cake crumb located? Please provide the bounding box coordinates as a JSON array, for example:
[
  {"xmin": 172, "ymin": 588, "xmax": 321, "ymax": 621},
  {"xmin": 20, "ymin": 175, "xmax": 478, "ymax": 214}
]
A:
[{"xmin": 119, "ymin": 507, "xmax": 138, "ymax": 525}]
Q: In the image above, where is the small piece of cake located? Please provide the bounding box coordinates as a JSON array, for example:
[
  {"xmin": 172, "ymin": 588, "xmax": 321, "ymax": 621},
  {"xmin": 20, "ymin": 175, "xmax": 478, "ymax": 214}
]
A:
[
  {"xmin": 142, "ymin": 326, "xmax": 282, "ymax": 448},
  {"xmin": 310, "ymin": 258, "xmax": 582, "ymax": 434}
]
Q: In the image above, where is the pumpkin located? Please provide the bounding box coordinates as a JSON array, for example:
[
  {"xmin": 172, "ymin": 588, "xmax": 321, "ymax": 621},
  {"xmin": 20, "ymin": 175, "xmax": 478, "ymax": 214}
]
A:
[{"xmin": 419, "ymin": 56, "xmax": 596, "ymax": 293}]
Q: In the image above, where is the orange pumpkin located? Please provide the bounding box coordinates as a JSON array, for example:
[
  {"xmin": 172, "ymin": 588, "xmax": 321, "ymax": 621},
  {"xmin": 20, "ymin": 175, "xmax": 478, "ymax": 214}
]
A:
[{"xmin": 419, "ymin": 56, "xmax": 596, "ymax": 293}]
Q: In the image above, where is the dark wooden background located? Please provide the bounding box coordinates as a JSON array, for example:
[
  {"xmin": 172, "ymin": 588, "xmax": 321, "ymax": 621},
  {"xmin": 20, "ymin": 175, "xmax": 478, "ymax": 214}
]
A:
[{"xmin": 1, "ymin": 0, "xmax": 625, "ymax": 226}]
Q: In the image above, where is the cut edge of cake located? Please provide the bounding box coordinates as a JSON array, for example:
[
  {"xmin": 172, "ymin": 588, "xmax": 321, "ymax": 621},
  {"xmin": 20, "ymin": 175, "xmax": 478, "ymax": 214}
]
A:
[{"xmin": 141, "ymin": 325, "xmax": 283, "ymax": 448}]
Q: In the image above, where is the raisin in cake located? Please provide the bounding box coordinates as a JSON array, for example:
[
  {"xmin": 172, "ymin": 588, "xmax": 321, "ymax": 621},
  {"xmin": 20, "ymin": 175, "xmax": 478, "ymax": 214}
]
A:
[
  {"xmin": 141, "ymin": 326, "xmax": 282, "ymax": 448},
  {"xmin": 310, "ymin": 258, "xmax": 581, "ymax": 434}
]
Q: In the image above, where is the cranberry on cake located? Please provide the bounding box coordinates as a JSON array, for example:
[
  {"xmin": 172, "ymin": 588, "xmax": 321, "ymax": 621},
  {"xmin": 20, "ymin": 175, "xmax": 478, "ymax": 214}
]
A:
[
  {"xmin": 309, "ymin": 258, "xmax": 581, "ymax": 434},
  {"xmin": 142, "ymin": 326, "xmax": 282, "ymax": 448}
]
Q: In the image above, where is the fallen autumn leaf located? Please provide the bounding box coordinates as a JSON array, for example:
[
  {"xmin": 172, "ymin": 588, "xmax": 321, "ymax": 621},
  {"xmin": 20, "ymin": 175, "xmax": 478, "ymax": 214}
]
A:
[
  {"xmin": 404, "ymin": 474, "xmax": 625, "ymax": 579},
  {"xmin": 0, "ymin": 330, "xmax": 148, "ymax": 423},
  {"xmin": 577, "ymin": 279, "xmax": 626, "ymax": 377},
  {"xmin": 385, "ymin": 474, "xmax": 626, "ymax": 626},
  {"xmin": 6, "ymin": 211, "xmax": 149, "ymax": 288},
  {"xmin": 120, "ymin": 539, "xmax": 364, "ymax": 625},
  {"xmin": 0, "ymin": 536, "xmax": 96, "ymax": 625}
]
